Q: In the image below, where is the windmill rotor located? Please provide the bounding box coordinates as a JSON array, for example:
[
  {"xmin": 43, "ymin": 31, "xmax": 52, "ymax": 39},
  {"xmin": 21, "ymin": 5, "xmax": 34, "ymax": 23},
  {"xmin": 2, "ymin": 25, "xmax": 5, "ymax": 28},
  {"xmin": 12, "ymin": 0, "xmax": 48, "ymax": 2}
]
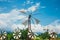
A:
[
  {"xmin": 22, "ymin": 20, "xmax": 28, "ymax": 26},
  {"xmin": 33, "ymin": 18, "xmax": 40, "ymax": 24},
  {"xmin": 19, "ymin": 9, "xmax": 27, "ymax": 13},
  {"xmin": 19, "ymin": 10, "xmax": 40, "ymax": 30}
]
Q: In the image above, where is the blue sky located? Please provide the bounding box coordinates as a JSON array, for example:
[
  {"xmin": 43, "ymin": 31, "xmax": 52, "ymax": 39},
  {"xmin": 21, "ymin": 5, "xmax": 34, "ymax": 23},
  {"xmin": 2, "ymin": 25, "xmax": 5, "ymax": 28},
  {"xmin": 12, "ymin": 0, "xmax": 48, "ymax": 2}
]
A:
[
  {"xmin": 0, "ymin": 0, "xmax": 60, "ymax": 33},
  {"xmin": 0, "ymin": 0, "xmax": 60, "ymax": 26}
]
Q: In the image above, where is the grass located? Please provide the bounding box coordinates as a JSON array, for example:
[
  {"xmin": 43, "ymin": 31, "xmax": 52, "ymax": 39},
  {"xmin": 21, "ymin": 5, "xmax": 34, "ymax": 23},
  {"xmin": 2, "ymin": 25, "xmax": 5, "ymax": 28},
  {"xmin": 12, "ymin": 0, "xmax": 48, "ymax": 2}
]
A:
[
  {"xmin": 57, "ymin": 38, "xmax": 60, "ymax": 40},
  {"xmin": 34, "ymin": 37, "xmax": 60, "ymax": 40},
  {"xmin": 7, "ymin": 34, "xmax": 60, "ymax": 40}
]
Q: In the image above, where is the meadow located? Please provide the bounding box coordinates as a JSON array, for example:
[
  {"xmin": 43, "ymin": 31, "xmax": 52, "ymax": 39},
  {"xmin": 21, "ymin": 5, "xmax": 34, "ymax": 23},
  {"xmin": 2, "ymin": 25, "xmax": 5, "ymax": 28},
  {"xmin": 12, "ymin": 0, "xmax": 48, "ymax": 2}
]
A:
[{"xmin": 0, "ymin": 29, "xmax": 60, "ymax": 40}]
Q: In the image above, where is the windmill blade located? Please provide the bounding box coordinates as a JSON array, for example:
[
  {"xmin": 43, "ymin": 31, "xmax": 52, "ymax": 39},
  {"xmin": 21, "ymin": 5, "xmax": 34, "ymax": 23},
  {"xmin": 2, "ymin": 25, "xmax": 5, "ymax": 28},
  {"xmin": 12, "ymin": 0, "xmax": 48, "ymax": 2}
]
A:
[
  {"xmin": 15, "ymin": 16, "xmax": 28, "ymax": 23},
  {"xmin": 31, "ymin": 15, "xmax": 40, "ymax": 24},
  {"xmin": 22, "ymin": 20, "xmax": 28, "ymax": 26},
  {"xmin": 31, "ymin": 18, "xmax": 38, "ymax": 27},
  {"xmin": 19, "ymin": 9, "xmax": 27, "ymax": 13},
  {"xmin": 34, "ymin": 18, "xmax": 40, "ymax": 24},
  {"xmin": 19, "ymin": 9, "xmax": 29, "ymax": 15},
  {"xmin": 19, "ymin": 10, "xmax": 26, "ymax": 13},
  {"xmin": 21, "ymin": 16, "xmax": 28, "ymax": 26}
]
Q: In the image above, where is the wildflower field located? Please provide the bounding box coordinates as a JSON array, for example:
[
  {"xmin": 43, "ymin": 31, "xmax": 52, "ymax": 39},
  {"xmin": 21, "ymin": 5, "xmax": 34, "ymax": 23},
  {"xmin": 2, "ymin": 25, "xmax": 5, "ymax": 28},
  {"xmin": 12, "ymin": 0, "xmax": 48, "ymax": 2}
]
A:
[{"xmin": 0, "ymin": 28, "xmax": 60, "ymax": 40}]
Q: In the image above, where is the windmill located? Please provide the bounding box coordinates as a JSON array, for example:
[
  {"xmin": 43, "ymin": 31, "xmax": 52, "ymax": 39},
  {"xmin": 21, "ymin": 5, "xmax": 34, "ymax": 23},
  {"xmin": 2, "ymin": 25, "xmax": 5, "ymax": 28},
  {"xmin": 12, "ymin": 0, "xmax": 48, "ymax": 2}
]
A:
[
  {"xmin": 19, "ymin": 9, "xmax": 40, "ymax": 40},
  {"xmin": 19, "ymin": 9, "xmax": 40, "ymax": 31},
  {"xmin": 20, "ymin": 1, "xmax": 40, "ymax": 31}
]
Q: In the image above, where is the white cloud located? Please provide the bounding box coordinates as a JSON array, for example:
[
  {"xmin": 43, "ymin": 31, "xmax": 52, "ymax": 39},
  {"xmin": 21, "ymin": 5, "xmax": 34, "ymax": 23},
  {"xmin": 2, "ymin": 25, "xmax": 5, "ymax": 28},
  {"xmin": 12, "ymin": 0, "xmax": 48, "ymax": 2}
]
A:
[
  {"xmin": 26, "ymin": 1, "xmax": 34, "ymax": 4},
  {"xmin": 44, "ymin": 20, "xmax": 60, "ymax": 34},
  {"xmin": 28, "ymin": 6, "xmax": 37, "ymax": 12},
  {"xmin": 28, "ymin": 3, "xmax": 40, "ymax": 12},
  {"xmin": 0, "ymin": 2, "xmax": 40, "ymax": 32},
  {"xmin": 11, "ymin": 23, "xmax": 44, "ymax": 33},
  {"xmin": 11, "ymin": 24, "xmax": 25, "ymax": 31},
  {"xmin": 0, "ymin": 20, "xmax": 7, "ymax": 26},
  {"xmin": 0, "ymin": 9, "xmax": 60, "ymax": 34},
  {"xmin": 0, "ymin": 8, "xmax": 44, "ymax": 32},
  {"xmin": 31, "ymin": 24, "xmax": 44, "ymax": 33},
  {"xmin": 24, "ymin": 0, "xmax": 34, "ymax": 4},
  {"xmin": 36, "ymin": 3, "xmax": 40, "ymax": 6},
  {"xmin": 0, "ymin": 9, "xmax": 26, "ymax": 32},
  {"xmin": 22, "ymin": 0, "xmax": 40, "ymax": 12},
  {"xmin": 23, "ymin": 0, "xmax": 34, "ymax": 6},
  {"xmin": 0, "ymin": 3, "xmax": 60, "ymax": 34},
  {"xmin": 20, "ymin": 2, "xmax": 40, "ymax": 13},
  {"xmin": 26, "ymin": 1, "xmax": 31, "ymax": 4}
]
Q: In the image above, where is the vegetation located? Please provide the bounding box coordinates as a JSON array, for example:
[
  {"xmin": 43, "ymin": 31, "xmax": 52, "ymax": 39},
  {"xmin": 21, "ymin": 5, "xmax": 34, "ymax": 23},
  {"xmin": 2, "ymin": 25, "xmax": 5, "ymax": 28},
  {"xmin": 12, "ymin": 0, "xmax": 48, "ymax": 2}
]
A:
[
  {"xmin": 0, "ymin": 29, "xmax": 60, "ymax": 40},
  {"xmin": 21, "ymin": 29, "xmax": 28, "ymax": 40},
  {"xmin": 7, "ymin": 33, "xmax": 13, "ymax": 40}
]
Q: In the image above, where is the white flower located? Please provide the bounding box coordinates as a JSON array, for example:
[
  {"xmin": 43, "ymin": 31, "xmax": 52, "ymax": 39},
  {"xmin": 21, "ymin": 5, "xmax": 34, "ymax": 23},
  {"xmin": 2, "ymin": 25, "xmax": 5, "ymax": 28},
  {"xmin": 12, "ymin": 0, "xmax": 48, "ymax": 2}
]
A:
[
  {"xmin": 0, "ymin": 37, "xmax": 2, "ymax": 40},
  {"xmin": 29, "ymin": 35, "xmax": 31, "ymax": 38},
  {"xmin": 28, "ymin": 32, "xmax": 31, "ymax": 35},
  {"xmin": 31, "ymin": 36, "xmax": 34, "ymax": 39},
  {"xmin": 50, "ymin": 35, "xmax": 52, "ymax": 37},
  {"xmin": 4, "ymin": 34, "xmax": 7, "ymax": 36},
  {"xmin": 2, "ymin": 36, "xmax": 6, "ymax": 39},
  {"xmin": 14, "ymin": 36, "xmax": 16, "ymax": 39},
  {"xmin": 16, "ymin": 36, "xmax": 19, "ymax": 39},
  {"xmin": 52, "ymin": 36, "xmax": 55, "ymax": 38},
  {"xmin": 17, "ymin": 30, "xmax": 20, "ymax": 32},
  {"xmin": 48, "ymin": 32, "xmax": 51, "ymax": 34},
  {"xmin": 18, "ymin": 35, "xmax": 21, "ymax": 38},
  {"xmin": 29, "ymin": 30, "xmax": 31, "ymax": 32},
  {"xmin": 4, "ymin": 32, "xmax": 6, "ymax": 34},
  {"xmin": 19, "ymin": 32, "xmax": 21, "ymax": 35},
  {"xmin": 13, "ymin": 28, "xmax": 21, "ymax": 39},
  {"xmin": 14, "ymin": 31, "xmax": 16, "ymax": 33},
  {"xmin": 13, "ymin": 33, "xmax": 15, "ymax": 36},
  {"xmin": 3, "ymin": 32, "xmax": 7, "ymax": 36}
]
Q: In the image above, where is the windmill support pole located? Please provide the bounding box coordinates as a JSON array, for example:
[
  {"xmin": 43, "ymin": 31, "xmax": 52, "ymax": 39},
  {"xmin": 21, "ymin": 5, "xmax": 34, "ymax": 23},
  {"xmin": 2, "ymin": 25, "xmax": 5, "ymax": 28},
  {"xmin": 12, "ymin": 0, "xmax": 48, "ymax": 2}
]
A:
[
  {"xmin": 28, "ymin": 15, "xmax": 31, "ymax": 31},
  {"xmin": 26, "ymin": 15, "xmax": 32, "ymax": 40}
]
